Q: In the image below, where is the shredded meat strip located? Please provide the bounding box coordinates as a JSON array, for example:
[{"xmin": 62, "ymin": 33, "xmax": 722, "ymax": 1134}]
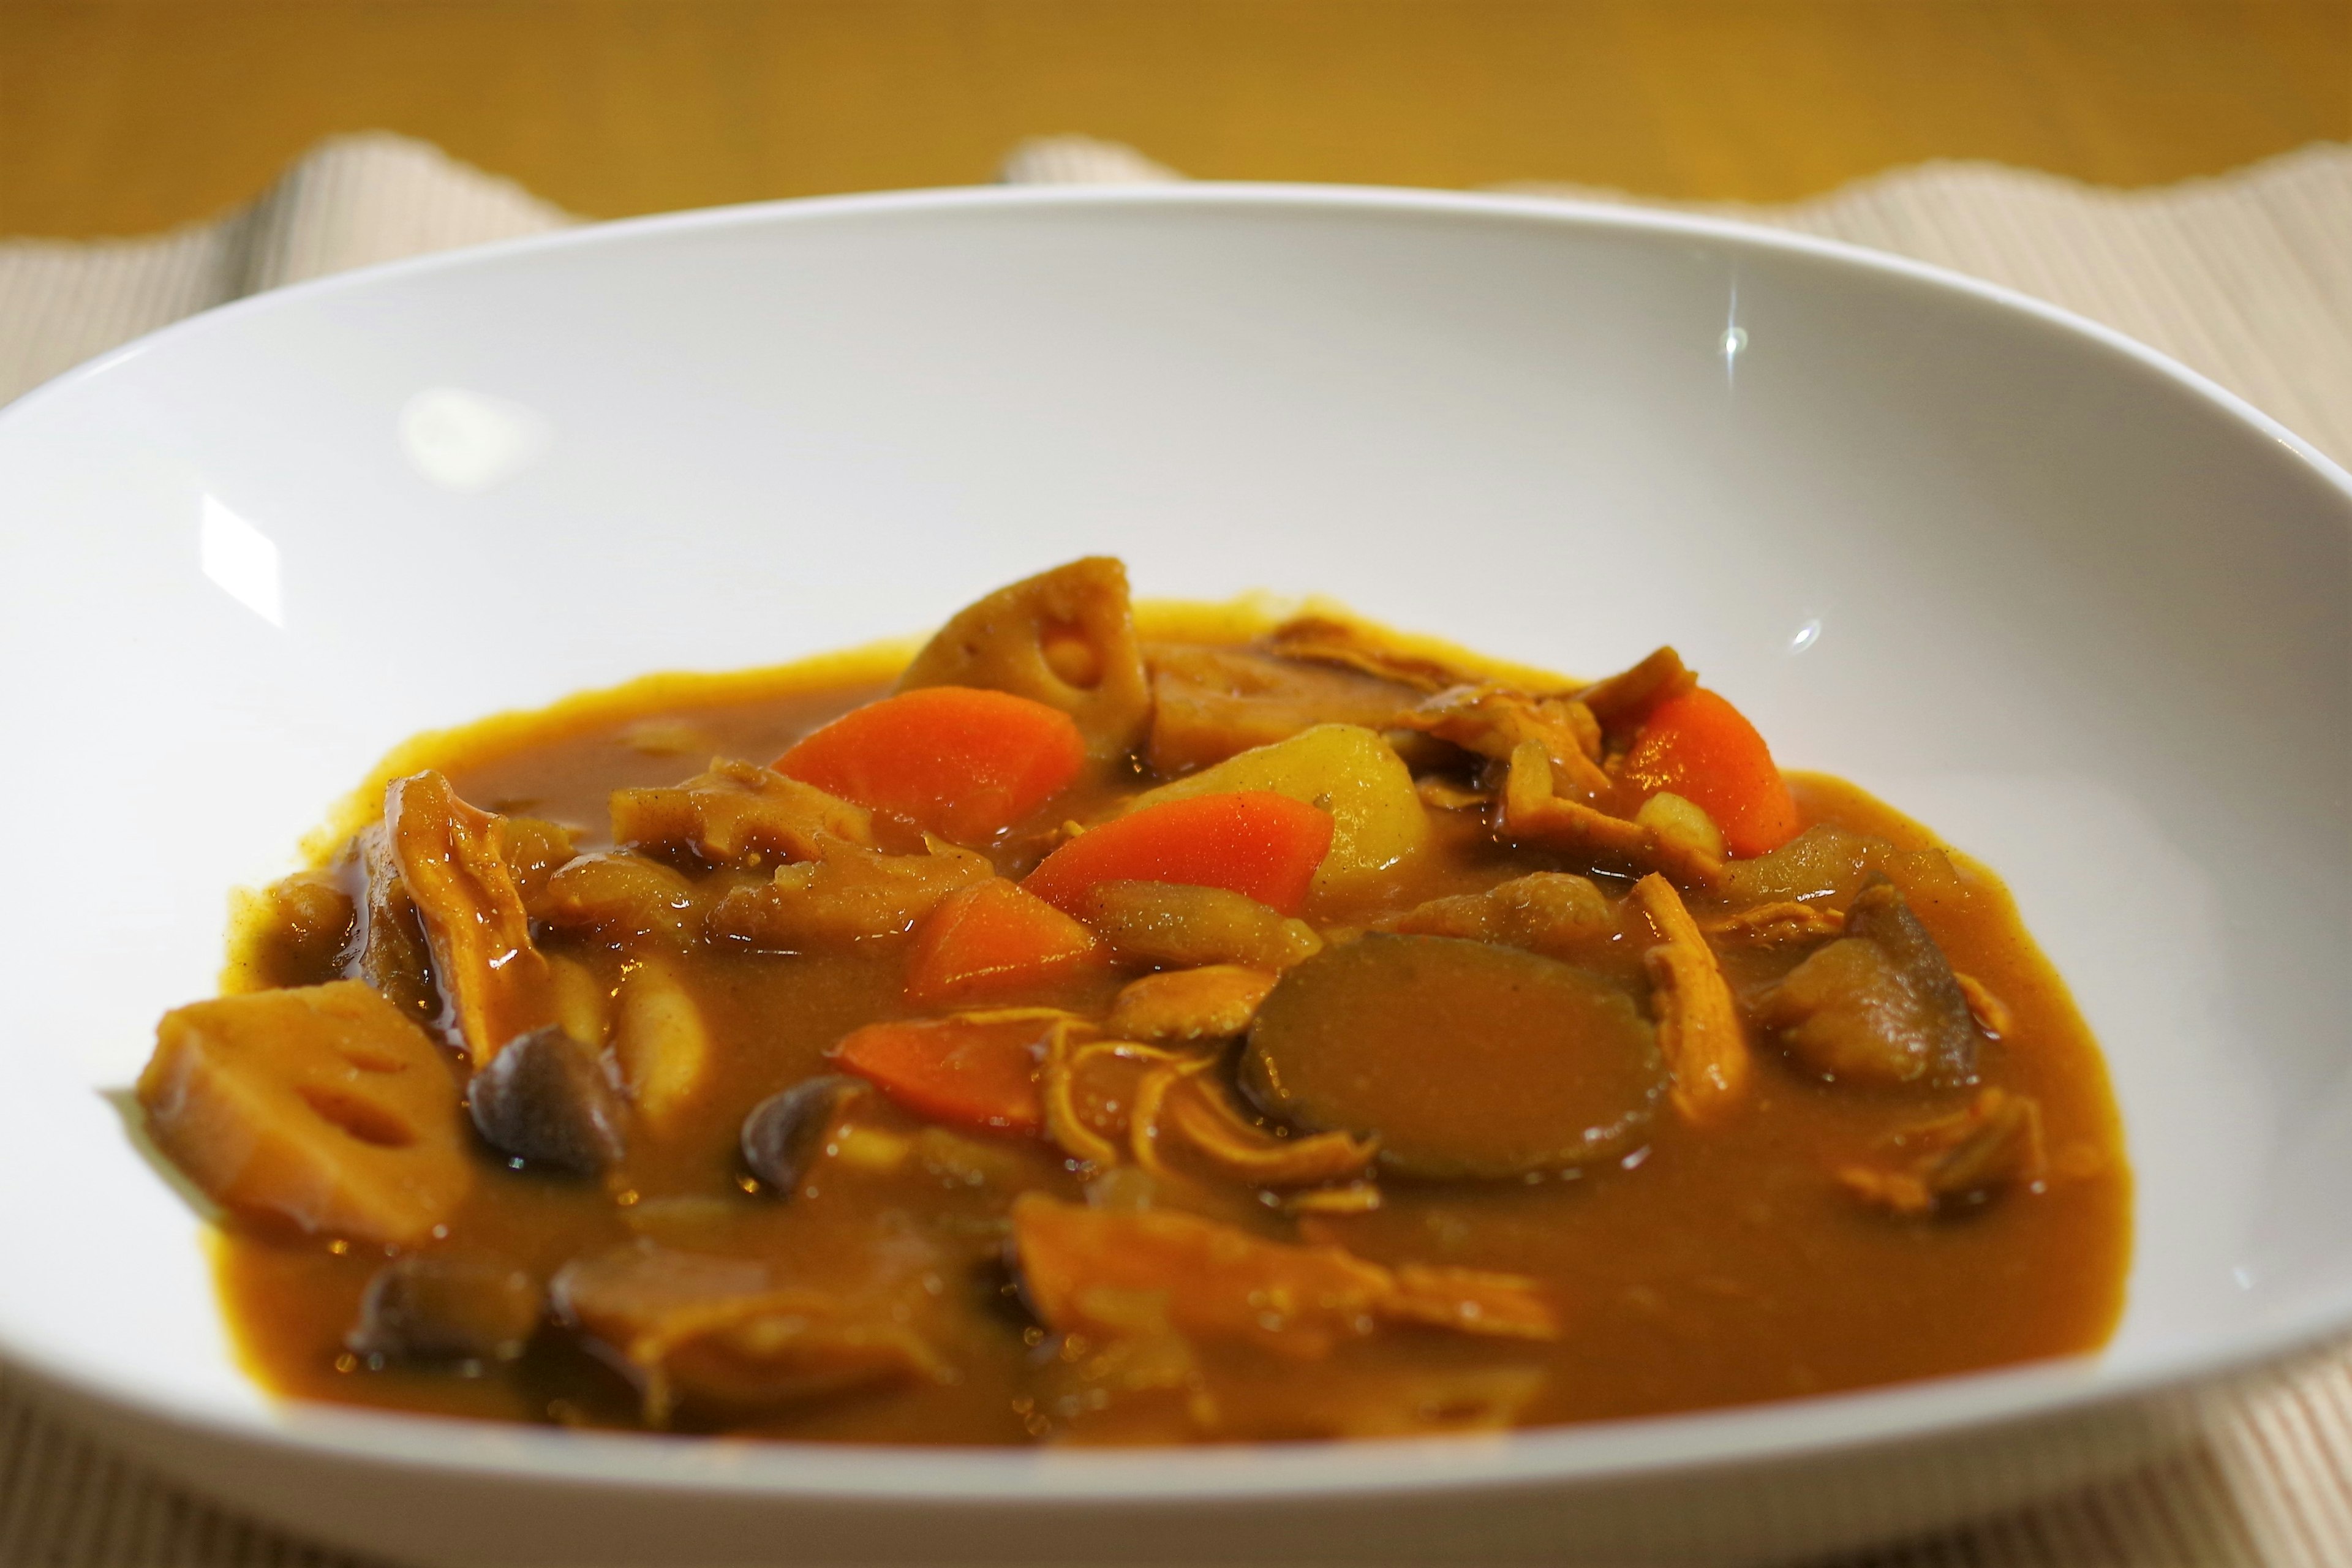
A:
[
  {"xmin": 1629, "ymin": 874, "xmax": 1749, "ymax": 1125},
  {"xmin": 385, "ymin": 771, "xmax": 556, "ymax": 1065},
  {"xmin": 1837, "ymin": 1088, "xmax": 2046, "ymax": 1218},
  {"xmin": 1499, "ymin": 741, "xmax": 1723, "ymax": 889}
]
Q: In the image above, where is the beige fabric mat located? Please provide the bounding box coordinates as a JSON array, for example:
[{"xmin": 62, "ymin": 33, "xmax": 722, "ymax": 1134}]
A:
[{"xmin": 6, "ymin": 132, "xmax": 2352, "ymax": 1566}]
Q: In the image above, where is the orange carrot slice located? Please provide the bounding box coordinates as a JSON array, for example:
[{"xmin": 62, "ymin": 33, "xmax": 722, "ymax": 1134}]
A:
[
  {"xmin": 775, "ymin": 686, "xmax": 1085, "ymax": 843},
  {"xmin": 1621, "ymin": 688, "xmax": 1801, "ymax": 858},
  {"xmin": 903, "ymin": 880, "xmax": 1101, "ymax": 1008},
  {"xmin": 1022, "ymin": 792, "xmax": 1333, "ymax": 918},
  {"xmin": 829, "ymin": 1014, "xmax": 1051, "ymax": 1134}
]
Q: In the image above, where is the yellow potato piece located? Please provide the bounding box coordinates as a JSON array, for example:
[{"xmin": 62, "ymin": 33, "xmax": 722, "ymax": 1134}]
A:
[
  {"xmin": 137, "ymin": 981, "xmax": 473, "ymax": 1245},
  {"xmin": 1124, "ymin": 724, "xmax": 1430, "ymax": 902}
]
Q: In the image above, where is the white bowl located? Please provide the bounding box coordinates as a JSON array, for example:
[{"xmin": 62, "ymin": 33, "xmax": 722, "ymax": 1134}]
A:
[{"xmin": 2, "ymin": 186, "xmax": 2349, "ymax": 1567}]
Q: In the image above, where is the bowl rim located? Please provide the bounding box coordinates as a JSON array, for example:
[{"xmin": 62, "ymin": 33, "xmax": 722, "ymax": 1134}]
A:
[{"xmin": 6, "ymin": 178, "xmax": 2351, "ymax": 1503}]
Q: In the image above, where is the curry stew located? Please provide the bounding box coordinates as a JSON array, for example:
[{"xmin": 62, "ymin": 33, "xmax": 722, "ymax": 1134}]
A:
[{"xmin": 138, "ymin": 559, "xmax": 2128, "ymax": 1445}]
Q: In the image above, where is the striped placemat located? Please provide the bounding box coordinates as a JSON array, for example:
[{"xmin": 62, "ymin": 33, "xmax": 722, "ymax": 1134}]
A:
[{"xmin": 5, "ymin": 132, "xmax": 2351, "ymax": 1566}]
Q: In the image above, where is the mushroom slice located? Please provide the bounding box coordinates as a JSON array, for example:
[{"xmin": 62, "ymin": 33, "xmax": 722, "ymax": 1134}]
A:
[
  {"xmin": 1242, "ymin": 935, "xmax": 1664, "ymax": 1178},
  {"xmin": 1757, "ymin": 875, "xmax": 1982, "ymax": 1088},
  {"xmin": 741, "ymin": 1075, "xmax": 875, "ymax": 1194},
  {"xmin": 1499, "ymin": 741, "xmax": 1722, "ymax": 889},
  {"xmin": 386, "ymin": 770, "xmax": 556, "ymax": 1065},
  {"xmin": 1083, "ymin": 880, "xmax": 1324, "ymax": 971},
  {"xmin": 611, "ymin": 760, "xmax": 873, "ymax": 868},
  {"xmin": 706, "ymin": 834, "xmax": 992, "ymax": 951},
  {"xmin": 895, "ymin": 557, "xmax": 1152, "ymax": 763},
  {"xmin": 347, "ymin": 1256, "xmax": 544, "ymax": 1365},
  {"xmin": 1110, "ymin": 965, "xmax": 1280, "ymax": 1042},
  {"xmin": 1379, "ymin": 872, "xmax": 1611, "ymax": 960},
  {"xmin": 468, "ymin": 1023, "xmax": 628, "ymax": 1174},
  {"xmin": 138, "ymin": 981, "xmax": 473, "ymax": 1245},
  {"xmin": 1628, "ymin": 875, "xmax": 1750, "ymax": 1126},
  {"xmin": 1400, "ymin": 683, "xmax": 1612, "ymax": 800},
  {"xmin": 552, "ymin": 1242, "xmax": 947, "ymax": 1425},
  {"xmin": 1838, "ymin": 1088, "xmax": 2046, "ymax": 1217}
]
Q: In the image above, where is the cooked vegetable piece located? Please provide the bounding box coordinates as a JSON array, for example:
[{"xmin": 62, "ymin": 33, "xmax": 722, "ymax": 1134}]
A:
[
  {"xmin": 1628, "ymin": 874, "xmax": 1749, "ymax": 1125},
  {"xmin": 1121, "ymin": 725, "xmax": 1427, "ymax": 902},
  {"xmin": 1144, "ymin": 644, "xmax": 1420, "ymax": 774},
  {"xmin": 1011, "ymin": 1194, "xmax": 1394, "ymax": 1358},
  {"xmin": 386, "ymin": 771, "xmax": 556, "ymax": 1065},
  {"xmin": 775, "ymin": 686, "xmax": 1085, "ymax": 843},
  {"xmin": 138, "ymin": 981, "xmax": 472, "ymax": 1245},
  {"xmin": 251, "ymin": 869, "xmax": 356, "ymax": 986},
  {"xmin": 740, "ymin": 1075, "xmax": 873, "ymax": 1194},
  {"xmin": 895, "ymin": 556, "xmax": 1152, "ymax": 761},
  {"xmin": 1081, "ymin": 880, "xmax": 1324, "ymax": 970},
  {"xmin": 467, "ymin": 1023, "xmax": 628, "ymax": 1174},
  {"xmin": 903, "ymin": 878, "xmax": 1101, "ymax": 1008},
  {"xmin": 830, "ymin": 1011, "xmax": 1060, "ymax": 1134},
  {"xmin": 1838, "ymin": 1088, "xmax": 2046, "ymax": 1217},
  {"xmin": 1500, "ymin": 739, "xmax": 1722, "ymax": 889},
  {"xmin": 1109, "ymin": 965, "xmax": 1279, "ymax": 1042},
  {"xmin": 611, "ymin": 956, "xmax": 715, "ymax": 1130},
  {"xmin": 1719, "ymin": 823, "xmax": 1966, "ymax": 907},
  {"xmin": 1634, "ymin": 791, "xmax": 1728, "ymax": 863},
  {"xmin": 1379, "ymin": 872, "xmax": 1610, "ymax": 960},
  {"xmin": 552, "ymin": 1242, "xmax": 946, "ymax": 1423},
  {"xmin": 345, "ymin": 1256, "xmax": 544, "ymax": 1365},
  {"xmin": 1023, "ymin": 793, "xmax": 1333, "ymax": 918},
  {"xmin": 491, "ymin": 815, "xmax": 578, "ymax": 903},
  {"xmin": 534, "ymin": 851, "xmax": 701, "ymax": 949},
  {"xmin": 1242, "ymin": 935, "xmax": 1665, "ymax": 1178},
  {"xmin": 544, "ymin": 955, "xmax": 611, "ymax": 1051},
  {"xmin": 706, "ymin": 834, "xmax": 992, "ymax": 950},
  {"xmin": 611, "ymin": 760, "xmax": 873, "ymax": 867},
  {"xmin": 1622, "ymin": 687, "xmax": 1801, "ymax": 858},
  {"xmin": 1758, "ymin": 876, "xmax": 1982, "ymax": 1088}
]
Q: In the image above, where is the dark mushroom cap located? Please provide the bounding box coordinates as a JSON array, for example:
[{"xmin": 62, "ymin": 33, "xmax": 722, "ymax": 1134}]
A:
[{"xmin": 468, "ymin": 1025, "xmax": 627, "ymax": 1174}]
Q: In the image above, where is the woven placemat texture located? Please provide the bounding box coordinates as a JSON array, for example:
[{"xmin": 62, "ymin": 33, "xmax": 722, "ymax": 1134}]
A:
[{"xmin": 5, "ymin": 132, "xmax": 2351, "ymax": 1566}]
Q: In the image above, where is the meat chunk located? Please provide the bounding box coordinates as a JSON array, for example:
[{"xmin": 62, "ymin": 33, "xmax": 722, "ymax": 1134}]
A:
[
  {"xmin": 611, "ymin": 760, "xmax": 873, "ymax": 868},
  {"xmin": 705, "ymin": 834, "xmax": 992, "ymax": 950},
  {"xmin": 1144, "ymin": 643, "xmax": 1421, "ymax": 774},
  {"xmin": 1109, "ymin": 965, "xmax": 1280, "ymax": 1042},
  {"xmin": 1010, "ymin": 1197, "xmax": 1559, "ymax": 1362},
  {"xmin": 1703, "ymin": 901, "xmax": 1845, "ymax": 946},
  {"xmin": 1498, "ymin": 740, "xmax": 1723, "ymax": 889},
  {"xmin": 1838, "ymin": 1088, "xmax": 2046, "ymax": 1216},
  {"xmin": 552, "ymin": 1242, "xmax": 946, "ymax": 1424},
  {"xmin": 895, "ymin": 557, "xmax": 1152, "ymax": 762},
  {"xmin": 345, "ymin": 824, "xmax": 438, "ymax": 1026},
  {"xmin": 1574, "ymin": 645, "xmax": 1697, "ymax": 744},
  {"xmin": 1400, "ymin": 683, "xmax": 1613, "ymax": 800},
  {"xmin": 385, "ymin": 771, "xmax": 557, "ymax": 1065},
  {"xmin": 1082, "ymin": 880, "xmax": 1324, "ymax": 971},
  {"xmin": 1629, "ymin": 874, "xmax": 1750, "ymax": 1125},
  {"xmin": 1379, "ymin": 872, "xmax": 1611, "ymax": 960},
  {"xmin": 1259, "ymin": 615, "xmax": 1469, "ymax": 693},
  {"xmin": 1757, "ymin": 876, "xmax": 1982, "ymax": 1088},
  {"xmin": 138, "ymin": 981, "xmax": 473, "ymax": 1245}
]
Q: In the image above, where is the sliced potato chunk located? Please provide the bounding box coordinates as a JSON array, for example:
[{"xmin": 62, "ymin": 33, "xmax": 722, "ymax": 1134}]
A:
[
  {"xmin": 138, "ymin": 981, "xmax": 473, "ymax": 1245},
  {"xmin": 1243, "ymin": 935, "xmax": 1664, "ymax": 1178},
  {"xmin": 1083, "ymin": 880, "xmax": 1324, "ymax": 971},
  {"xmin": 611, "ymin": 955, "xmax": 717, "ymax": 1131}
]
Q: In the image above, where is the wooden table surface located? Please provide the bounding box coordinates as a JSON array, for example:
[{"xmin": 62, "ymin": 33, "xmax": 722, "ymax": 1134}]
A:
[{"xmin": 3, "ymin": 0, "xmax": 2348, "ymax": 238}]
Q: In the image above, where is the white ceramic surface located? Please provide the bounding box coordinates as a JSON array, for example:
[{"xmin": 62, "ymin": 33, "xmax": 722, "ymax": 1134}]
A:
[{"xmin": 1, "ymin": 186, "xmax": 2348, "ymax": 1567}]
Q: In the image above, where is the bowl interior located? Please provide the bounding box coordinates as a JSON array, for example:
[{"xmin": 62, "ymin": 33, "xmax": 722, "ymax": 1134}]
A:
[{"xmin": 2, "ymin": 187, "xmax": 2348, "ymax": 1481}]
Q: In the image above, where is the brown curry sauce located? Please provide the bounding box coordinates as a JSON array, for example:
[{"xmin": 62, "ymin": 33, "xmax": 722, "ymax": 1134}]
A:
[{"xmin": 187, "ymin": 578, "xmax": 2128, "ymax": 1446}]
